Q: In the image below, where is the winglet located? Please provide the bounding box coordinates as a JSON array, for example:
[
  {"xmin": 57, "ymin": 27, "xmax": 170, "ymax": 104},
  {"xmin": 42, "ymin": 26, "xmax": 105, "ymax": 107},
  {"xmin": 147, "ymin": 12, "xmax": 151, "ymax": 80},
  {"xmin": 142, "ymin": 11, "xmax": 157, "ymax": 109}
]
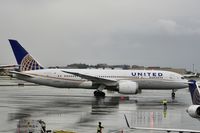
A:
[
  {"xmin": 9, "ymin": 39, "xmax": 44, "ymax": 71},
  {"xmin": 188, "ymin": 80, "xmax": 200, "ymax": 105}
]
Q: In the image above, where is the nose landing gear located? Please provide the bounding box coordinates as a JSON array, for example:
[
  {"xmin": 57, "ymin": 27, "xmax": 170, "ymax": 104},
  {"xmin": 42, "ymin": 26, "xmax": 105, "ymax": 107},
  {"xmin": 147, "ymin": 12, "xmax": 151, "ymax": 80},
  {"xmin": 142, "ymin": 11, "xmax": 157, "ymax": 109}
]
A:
[{"xmin": 171, "ymin": 89, "xmax": 176, "ymax": 100}]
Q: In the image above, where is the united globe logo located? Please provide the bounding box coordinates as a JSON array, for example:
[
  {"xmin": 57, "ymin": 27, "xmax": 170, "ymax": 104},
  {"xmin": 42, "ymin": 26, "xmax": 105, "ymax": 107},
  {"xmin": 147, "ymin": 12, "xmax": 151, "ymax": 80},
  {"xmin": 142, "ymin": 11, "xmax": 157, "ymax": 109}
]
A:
[{"xmin": 20, "ymin": 54, "xmax": 42, "ymax": 71}]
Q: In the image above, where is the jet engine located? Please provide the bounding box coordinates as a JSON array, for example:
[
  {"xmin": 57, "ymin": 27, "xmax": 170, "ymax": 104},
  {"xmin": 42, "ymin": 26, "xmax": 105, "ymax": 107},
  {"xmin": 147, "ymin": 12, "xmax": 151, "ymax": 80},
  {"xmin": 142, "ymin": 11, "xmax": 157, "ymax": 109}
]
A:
[
  {"xmin": 187, "ymin": 105, "xmax": 200, "ymax": 118},
  {"xmin": 117, "ymin": 80, "xmax": 139, "ymax": 94}
]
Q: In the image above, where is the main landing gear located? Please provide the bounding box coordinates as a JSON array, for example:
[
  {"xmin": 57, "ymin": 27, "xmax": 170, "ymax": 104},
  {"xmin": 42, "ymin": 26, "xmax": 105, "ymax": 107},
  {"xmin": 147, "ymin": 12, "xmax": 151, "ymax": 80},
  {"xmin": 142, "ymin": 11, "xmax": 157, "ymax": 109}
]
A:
[
  {"xmin": 94, "ymin": 90, "xmax": 105, "ymax": 97},
  {"xmin": 94, "ymin": 85, "xmax": 106, "ymax": 97}
]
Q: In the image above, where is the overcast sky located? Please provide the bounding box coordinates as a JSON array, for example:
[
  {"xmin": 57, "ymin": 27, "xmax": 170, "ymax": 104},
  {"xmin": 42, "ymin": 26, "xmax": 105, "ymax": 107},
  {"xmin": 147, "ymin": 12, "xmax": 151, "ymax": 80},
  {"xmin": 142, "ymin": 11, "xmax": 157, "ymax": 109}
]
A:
[{"xmin": 0, "ymin": 0, "xmax": 200, "ymax": 72}]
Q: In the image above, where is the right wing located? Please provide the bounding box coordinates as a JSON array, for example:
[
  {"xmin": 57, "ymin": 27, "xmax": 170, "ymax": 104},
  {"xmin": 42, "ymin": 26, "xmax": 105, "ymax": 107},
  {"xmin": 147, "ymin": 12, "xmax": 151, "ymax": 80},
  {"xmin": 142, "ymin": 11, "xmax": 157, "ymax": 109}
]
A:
[{"xmin": 124, "ymin": 114, "xmax": 200, "ymax": 133}]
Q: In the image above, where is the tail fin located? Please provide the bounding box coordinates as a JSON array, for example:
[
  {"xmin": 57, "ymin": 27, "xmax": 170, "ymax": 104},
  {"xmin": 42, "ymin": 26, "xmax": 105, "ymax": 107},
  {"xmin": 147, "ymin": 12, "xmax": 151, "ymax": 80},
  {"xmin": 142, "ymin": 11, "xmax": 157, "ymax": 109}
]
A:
[
  {"xmin": 9, "ymin": 39, "xmax": 44, "ymax": 71},
  {"xmin": 188, "ymin": 80, "xmax": 200, "ymax": 105}
]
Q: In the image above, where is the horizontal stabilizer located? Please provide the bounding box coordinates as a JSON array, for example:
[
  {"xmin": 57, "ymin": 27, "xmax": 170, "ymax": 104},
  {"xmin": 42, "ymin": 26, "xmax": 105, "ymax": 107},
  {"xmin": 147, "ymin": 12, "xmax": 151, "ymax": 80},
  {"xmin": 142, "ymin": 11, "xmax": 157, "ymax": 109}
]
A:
[{"xmin": 10, "ymin": 71, "xmax": 33, "ymax": 78}]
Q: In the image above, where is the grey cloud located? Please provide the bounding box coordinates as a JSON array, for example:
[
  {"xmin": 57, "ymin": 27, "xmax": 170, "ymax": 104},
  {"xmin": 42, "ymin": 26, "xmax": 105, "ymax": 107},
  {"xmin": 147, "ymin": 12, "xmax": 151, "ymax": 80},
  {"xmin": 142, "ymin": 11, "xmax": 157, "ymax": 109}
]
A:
[
  {"xmin": 0, "ymin": 0, "xmax": 200, "ymax": 72},
  {"xmin": 157, "ymin": 19, "xmax": 200, "ymax": 36}
]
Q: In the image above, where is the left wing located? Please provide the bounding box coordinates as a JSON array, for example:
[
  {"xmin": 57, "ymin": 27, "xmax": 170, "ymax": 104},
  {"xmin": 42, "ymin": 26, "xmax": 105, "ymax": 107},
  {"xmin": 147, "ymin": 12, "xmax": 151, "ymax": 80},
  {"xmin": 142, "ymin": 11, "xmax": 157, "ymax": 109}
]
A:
[
  {"xmin": 124, "ymin": 114, "xmax": 200, "ymax": 133},
  {"xmin": 61, "ymin": 70, "xmax": 117, "ymax": 86}
]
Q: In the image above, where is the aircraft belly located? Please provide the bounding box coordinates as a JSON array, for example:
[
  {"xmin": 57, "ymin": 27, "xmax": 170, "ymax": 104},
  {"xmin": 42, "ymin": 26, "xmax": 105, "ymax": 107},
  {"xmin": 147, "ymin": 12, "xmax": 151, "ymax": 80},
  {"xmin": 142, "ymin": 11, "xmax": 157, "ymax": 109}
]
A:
[{"xmin": 138, "ymin": 80, "xmax": 187, "ymax": 90}]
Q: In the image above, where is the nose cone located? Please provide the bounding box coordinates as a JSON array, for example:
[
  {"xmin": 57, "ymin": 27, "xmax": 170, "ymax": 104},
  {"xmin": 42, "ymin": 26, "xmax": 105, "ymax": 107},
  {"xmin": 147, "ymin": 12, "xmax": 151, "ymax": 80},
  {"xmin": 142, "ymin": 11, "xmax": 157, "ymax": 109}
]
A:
[
  {"xmin": 178, "ymin": 79, "xmax": 189, "ymax": 89},
  {"xmin": 182, "ymin": 79, "xmax": 189, "ymax": 86}
]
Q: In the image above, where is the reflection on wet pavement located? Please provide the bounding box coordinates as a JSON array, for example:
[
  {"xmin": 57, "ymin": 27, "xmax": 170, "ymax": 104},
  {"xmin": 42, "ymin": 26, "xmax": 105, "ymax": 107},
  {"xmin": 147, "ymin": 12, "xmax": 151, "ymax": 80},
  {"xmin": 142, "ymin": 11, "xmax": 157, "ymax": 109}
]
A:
[{"xmin": 0, "ymin": 84, "xmax": 199, "ymax": 133}]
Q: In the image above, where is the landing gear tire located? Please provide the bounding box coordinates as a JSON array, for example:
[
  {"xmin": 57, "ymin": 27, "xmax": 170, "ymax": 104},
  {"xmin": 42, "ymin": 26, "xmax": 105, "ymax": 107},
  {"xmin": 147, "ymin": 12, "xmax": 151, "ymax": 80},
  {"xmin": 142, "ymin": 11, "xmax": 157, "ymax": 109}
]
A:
[
  {"xmin": 172, "ymin": 92, "xmax": 175, "ymax": 100},
  {"xmin": 94, "ymin": 90, "xmax": 105, "ymax": 97}
]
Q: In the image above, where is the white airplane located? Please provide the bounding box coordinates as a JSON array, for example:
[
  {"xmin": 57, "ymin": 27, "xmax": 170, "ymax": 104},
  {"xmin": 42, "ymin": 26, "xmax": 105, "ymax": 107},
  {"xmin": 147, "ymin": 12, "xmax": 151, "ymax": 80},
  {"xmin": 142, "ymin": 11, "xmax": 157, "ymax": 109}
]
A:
[
  {"xmin": 0, "ymin": 64, "xmax": 18, "ymax": 77},
  {"xmin": 183, "ymin": 73, "xmax": 199, "ymax": 79},
  {"xmin": 8, "ymin": 39, "xmax": 189, "ymax": 97},
  {"xmin": 0, "ymin": 64, "xmax": 18, "ymax": 69},
  {"xmin": 187, "ymin": 80, "xmax": 200, "ymax": 119},
  {"xmin": 124, "ymin": 114, "xmax": 200, "ymax": 133}
]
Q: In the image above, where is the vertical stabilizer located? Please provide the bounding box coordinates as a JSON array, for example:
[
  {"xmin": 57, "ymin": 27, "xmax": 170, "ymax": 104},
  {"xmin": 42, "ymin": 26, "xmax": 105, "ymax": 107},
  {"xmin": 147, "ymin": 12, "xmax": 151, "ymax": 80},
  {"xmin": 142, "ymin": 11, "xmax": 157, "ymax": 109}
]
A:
[
  {"xmin": 188, "ymin": 80, "xmax": 200, "ymax": 105},
  {"xmin": 9, "ymin": 39, "xmax": 44, "ymax": 71}
]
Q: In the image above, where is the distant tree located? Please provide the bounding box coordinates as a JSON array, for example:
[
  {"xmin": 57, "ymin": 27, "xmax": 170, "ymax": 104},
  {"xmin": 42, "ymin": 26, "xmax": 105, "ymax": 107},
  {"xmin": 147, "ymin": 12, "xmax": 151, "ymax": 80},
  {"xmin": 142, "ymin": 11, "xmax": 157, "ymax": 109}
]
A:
[{"xmin": 67, "ymin": 63, "xmax": 89, "ymax": 69}]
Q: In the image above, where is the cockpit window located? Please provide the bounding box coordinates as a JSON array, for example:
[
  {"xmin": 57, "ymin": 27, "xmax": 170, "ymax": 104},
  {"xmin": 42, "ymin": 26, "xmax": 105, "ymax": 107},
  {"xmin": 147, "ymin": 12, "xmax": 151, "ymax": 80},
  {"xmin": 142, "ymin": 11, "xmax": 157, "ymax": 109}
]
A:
[{"xmin": 181, "ymin": 77, "xmax": 185, "ymax": 79}]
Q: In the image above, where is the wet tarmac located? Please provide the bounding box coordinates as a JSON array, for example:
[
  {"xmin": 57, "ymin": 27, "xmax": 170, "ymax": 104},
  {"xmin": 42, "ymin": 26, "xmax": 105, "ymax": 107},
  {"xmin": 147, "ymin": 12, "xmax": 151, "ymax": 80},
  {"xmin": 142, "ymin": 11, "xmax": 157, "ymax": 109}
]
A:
[{"xmin": 0, "ymin": 79, "xmax": 200, "ymax": 133}]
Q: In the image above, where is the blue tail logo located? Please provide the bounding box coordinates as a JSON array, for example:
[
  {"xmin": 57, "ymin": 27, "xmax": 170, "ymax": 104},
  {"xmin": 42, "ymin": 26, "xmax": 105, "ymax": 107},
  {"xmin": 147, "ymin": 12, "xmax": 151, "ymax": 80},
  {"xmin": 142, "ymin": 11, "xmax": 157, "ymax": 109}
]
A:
[
  {"xmin": 188, "ymin": 80, "xmax": 200, "ymax": 105},
  {"xmin": 9, "ymin": 39, "xmax": 44, "ymax": 71}
]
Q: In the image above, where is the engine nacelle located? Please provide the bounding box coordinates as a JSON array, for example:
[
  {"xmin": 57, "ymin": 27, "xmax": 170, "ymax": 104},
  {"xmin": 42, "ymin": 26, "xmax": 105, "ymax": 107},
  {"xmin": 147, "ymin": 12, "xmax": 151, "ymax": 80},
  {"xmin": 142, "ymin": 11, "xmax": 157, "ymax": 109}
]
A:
[
  {"xmin": 187, "ymin": 105, "xmax": 200, "ymax": 118},
  {"xmin": 118, "ymin": 80, "xmax": 139, "ymax": 94}
]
